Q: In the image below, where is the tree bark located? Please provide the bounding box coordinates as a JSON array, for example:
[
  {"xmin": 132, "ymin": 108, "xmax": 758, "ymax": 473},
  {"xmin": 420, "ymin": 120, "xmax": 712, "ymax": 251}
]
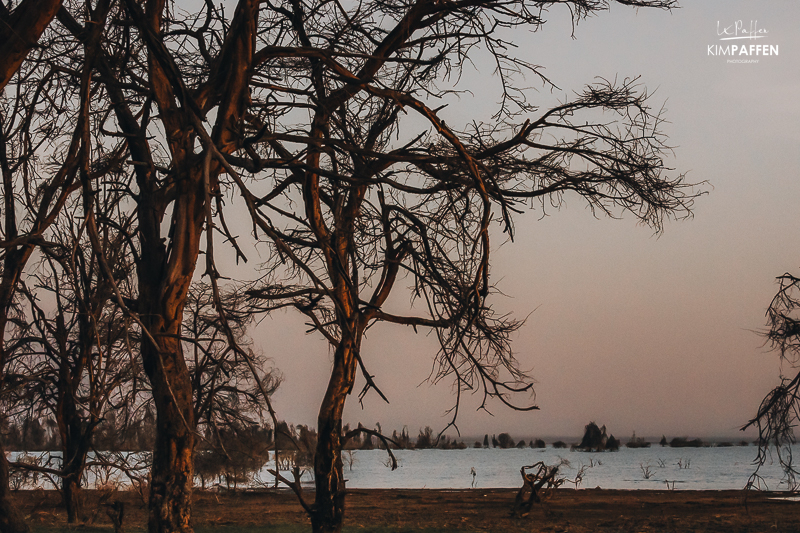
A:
[
  {"xmin": 139, "ymin": 280, "xmax": 198, "ymax": 533},
  {"xmin": 311, "ymin": 340, "xmax": 357, "ymax": 533},
  {"xmin": 0, "ymin": 0, "xmax": 63, "ymax": 90},
  {"xmin": 62, "ymin": 475, "xmax": 83, "ymax": 524},
  {"xmin": 144, "ymin": 348, "xmax": 195, "ymax": 533},
  {"xmin": 137, "ymin": 168, "xmax": 203, "ymax": 533},
  {"xmin": 56, "ymin": 384, "xmax": 90, "ymax": 523},
  {"xmin": 0, "ymin": 441, "xmax": 29, "ymax": 533}
]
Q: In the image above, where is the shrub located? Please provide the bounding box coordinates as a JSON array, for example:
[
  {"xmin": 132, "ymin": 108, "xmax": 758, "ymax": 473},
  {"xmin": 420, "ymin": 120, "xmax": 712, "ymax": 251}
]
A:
[
  {"xmin": 497, "ymin": 433, "xmax": 515, "ymax": 449},
  {"xmin": 416, "ymin": 427, "xmax": 435, "ymax": 449},
  {"xmin": 577, "ymin": 422, "xmax": 606, "ymax": 451},
  {"xmin": 669, "ymin": 437, "xmax": 704, "ymax": 448}
]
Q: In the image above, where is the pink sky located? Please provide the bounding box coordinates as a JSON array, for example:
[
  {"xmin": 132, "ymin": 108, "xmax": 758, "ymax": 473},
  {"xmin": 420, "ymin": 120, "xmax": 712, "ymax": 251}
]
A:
[{"xmin": 240, "ymin": 0, "xmax": 800, "ymax": 441}]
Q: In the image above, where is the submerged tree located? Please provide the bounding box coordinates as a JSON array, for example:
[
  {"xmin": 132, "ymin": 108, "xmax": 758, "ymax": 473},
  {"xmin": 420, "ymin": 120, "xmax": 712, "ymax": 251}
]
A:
[{"xmin": 577, "ymin": 422, "xmax": 607, "ymax": 452}]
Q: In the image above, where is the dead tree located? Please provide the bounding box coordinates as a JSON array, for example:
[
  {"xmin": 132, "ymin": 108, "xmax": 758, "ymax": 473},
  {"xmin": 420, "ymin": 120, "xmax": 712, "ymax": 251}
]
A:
[
  {"xmin": 3, "ymin": 2, "xmax": 698, "ymax": 533},
  {"xmin": 0, "ymin": 16, "xmax": 93, "ymax": 530},
  {"xmin": 13, "ymin": 185, "xmax": 136, "ymax": 522},
  {"xmin": 186, "ymin": 283, "xmax": 280, "ymax": 490},
  {"xmin": 51, "ymin": 0, "xmax": 270, "ymax": 529},
  {"xmin": 512, "ymin": 462, "xmax": 563, "ymax": 517},
  {"xmin": 745, "ymin": 272, "xmax": 800, "ymax": 489},
  {"xmin": 236, "ymin": 1, "xmax": 697, "ymax": 531}
]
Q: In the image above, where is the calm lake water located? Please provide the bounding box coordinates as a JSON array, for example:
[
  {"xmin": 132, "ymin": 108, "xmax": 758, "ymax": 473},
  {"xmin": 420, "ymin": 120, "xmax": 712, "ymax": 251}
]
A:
[
  {"xmin": 10, "ymin": 445, "xmax": 797, "ymax": 491},
  {"xmin": 260, "ymin": 446, "xmax": 797, "ymax": 491}
]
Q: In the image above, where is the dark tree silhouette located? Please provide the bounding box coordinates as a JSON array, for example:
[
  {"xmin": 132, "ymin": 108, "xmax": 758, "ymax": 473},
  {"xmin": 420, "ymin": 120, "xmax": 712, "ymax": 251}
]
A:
[
  {"xmin": 1, "ymin": 19, "xmax": 93, "ymax": 529},
  {"xmin": 51, "ymin": 0, "xmax": 272, "ymax": 529},
  {"xmin": 577, "ymin": 422, "xmax": 607, "ymax": 451},
  {"xmin": 497, "ymin": 433, "xmax": 516, "ymax": 449},
  {"xmin": 746, "ymin": 272, "xmax": 800, "ymax": 489},
  {"xmin": 14, "ymin": 189, "xmax": 136, "ymax": 522},
  {"xmin": 186, "ymin": 283, "xmax": 281, "ymax": 491},
  {"xmin": 236, "ymin": 0, "xmax": 697, "ymax": 530}
]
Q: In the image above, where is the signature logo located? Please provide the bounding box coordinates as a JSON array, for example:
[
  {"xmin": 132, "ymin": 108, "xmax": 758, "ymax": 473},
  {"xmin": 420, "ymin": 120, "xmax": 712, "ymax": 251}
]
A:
[
  {"xmin": 716, "ymin": 20, "xmax": 768, "ymax": 41},
  {"xmin": 708, "ymin": 20, "xmax": 778, "ymax": 62}
]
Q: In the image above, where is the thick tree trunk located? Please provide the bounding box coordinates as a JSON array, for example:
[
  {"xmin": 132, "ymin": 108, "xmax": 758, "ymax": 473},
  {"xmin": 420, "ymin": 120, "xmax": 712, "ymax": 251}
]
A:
[
  {"xmin": 311, "ymin": 341, "xmax": 357, "ymax": 533},
  {"xmin": 137, "ymin": 168, "xmax": 203, "ymax": 533},
  {"xmin": 143, "ymin": 337, "xmax": 195, "ymax": 533},
  {"xmin": 59, "ymin": 414, "xmax": 89, "ymax": 524},
  {"xmin": 138, "ymin": 272, "xmax": 197, "ymax": 533},
  {"xmin": 0, "ymin": 443, "xmax": 29, "ymax": 533},
  {"xmin": 62, "ymin": 475, "xmax": 83, "ymax": 524}
]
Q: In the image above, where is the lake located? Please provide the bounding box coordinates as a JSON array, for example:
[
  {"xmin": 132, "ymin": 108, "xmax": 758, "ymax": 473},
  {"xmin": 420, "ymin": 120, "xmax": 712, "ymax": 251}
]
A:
[
  {"xmin": 10, "ymin": 445, "xmax": 796, "ymax": 491},
  {"xmin": 260, "ymin": 446, "xmax": 795, "ymax": 491}
]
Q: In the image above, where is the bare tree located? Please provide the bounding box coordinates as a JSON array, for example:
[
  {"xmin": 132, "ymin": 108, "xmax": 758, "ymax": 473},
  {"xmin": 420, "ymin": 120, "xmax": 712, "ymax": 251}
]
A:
[
  {"xmin": 46, "ymin": 0, "xmax": 271, "ymax": 529},
  {"xmin": 0, "ymin": 15, "xmax": 92, "ymax": 529},
  {"xmin": 186, "ymin": 282, "xmax": 280, "ymax": 490},
  {"xmin": 745, "ymin": 272, "xmax": 800, "ymax": 489},
  {"xmin": 12, "ymin": 185, "xmax": 136, "ymax": 522},
  {"xmin": 234, "ymin": 1, "xmax": 697, "ymax": 531}
]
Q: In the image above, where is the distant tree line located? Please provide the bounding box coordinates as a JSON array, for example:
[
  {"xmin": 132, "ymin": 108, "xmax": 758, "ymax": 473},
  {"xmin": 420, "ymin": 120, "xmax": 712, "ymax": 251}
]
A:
[{"xmin": 567, "ymin": 422, "xmax": 752, "ymax": 452}]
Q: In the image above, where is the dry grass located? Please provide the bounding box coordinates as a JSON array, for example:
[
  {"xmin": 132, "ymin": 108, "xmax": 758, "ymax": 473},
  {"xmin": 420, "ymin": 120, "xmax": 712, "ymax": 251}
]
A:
[{"xmin": 13, "ymin": 487, "xmax": 800, "ymax": 533}]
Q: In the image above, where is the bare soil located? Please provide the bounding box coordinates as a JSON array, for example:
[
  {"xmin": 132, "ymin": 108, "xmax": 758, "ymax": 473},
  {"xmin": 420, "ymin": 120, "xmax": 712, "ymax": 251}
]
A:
[{"xmin": 13, "ymin": 488, "xmax": 800, "ymax": 532}]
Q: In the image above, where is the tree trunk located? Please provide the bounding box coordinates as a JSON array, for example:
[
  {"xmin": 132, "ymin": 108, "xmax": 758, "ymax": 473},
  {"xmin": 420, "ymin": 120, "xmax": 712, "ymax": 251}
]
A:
[
  {"xmin": 55, "ymin": 308, "xmax": 90, "ymax": 523},
  {"xmin": 311, "ymin": 341, "xmax": 357, "ymax": 533},
  {"xmin": 0, "ymin": 443, "xmax": 30, "ymax": 533},
  {"xmin": 137, "ymin": 169, "xmax": 202, "ymax": 533},
  {"xmin": 62, "ymin": 475, "xmax": 83, "ymax": 524},
  {"xmin": 139, "ymin": 290, "xmax": 197, "ymax": 533},
  {"xmin": 146, "ymin": 366, "xmax": 194, "ymax": 533},
  {"xmin": 59, "ymin": 412, "xmax": 89, "ymax": 524},
  {"xmin": 0, "ymin": 248, "xmax": 33, "ymax": 533}
]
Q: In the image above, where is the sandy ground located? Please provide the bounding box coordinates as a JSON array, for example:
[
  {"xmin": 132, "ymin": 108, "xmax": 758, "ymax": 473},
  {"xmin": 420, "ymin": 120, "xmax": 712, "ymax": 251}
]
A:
[{"xmin": 13, "ymin": 487, "xmax": 800, "ymax": 532}]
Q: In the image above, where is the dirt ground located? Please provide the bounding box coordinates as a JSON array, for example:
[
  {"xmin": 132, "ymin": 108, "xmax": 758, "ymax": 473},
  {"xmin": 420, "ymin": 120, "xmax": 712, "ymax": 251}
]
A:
[{"xmin": 13, "ymin": 487, "xmax": 800, "ymax": 532}]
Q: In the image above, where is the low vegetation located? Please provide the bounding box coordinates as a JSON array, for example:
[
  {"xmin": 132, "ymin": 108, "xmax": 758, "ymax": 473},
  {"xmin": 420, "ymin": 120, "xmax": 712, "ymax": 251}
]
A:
[
  {"xmin": 669, "ymin": 437, "xmax": 705, "ymax": 448},
  {"xmin": 574, "ymin": 422, "xmax": 620, "ymax": 452}
]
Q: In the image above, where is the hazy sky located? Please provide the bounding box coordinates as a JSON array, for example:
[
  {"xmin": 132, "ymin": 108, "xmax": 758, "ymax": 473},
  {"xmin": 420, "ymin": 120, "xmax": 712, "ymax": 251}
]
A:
[{"xmin": 247, "ymin": 0, "xmax": 800, "ymax": 440}]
